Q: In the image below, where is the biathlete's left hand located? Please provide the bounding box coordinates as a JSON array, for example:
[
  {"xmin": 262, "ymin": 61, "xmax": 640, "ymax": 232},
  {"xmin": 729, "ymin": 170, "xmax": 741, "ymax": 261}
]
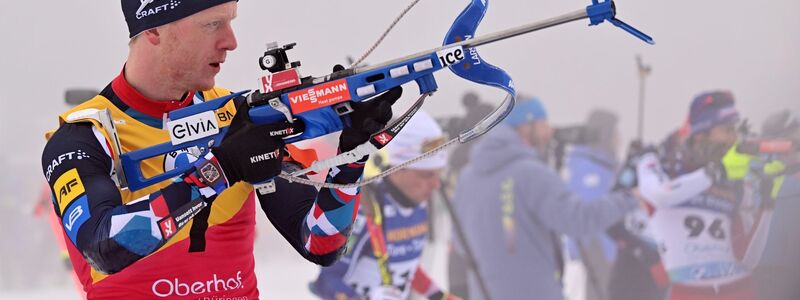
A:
[{"xmin": 334, "ymin": 64, "xmax": 403, "ymax": 153}]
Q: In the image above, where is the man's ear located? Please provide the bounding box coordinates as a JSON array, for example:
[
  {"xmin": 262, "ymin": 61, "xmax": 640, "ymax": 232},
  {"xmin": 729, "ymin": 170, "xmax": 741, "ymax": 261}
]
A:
[{"xmin": 142, "ymin": 28, "xmax": 162, "ymax": 45}]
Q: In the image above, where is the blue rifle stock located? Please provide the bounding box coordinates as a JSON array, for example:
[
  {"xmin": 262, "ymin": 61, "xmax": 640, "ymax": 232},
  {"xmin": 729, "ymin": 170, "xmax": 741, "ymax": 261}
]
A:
[{"xmin": 121, "ymin": 50, "xmax": 448, "ymax": 191}]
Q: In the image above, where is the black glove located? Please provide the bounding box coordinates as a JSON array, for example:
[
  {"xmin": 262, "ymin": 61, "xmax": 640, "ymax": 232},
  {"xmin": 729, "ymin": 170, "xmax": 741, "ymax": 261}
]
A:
[
  {"xmin": 212, "ymin": 100, "xmax": 288, "ymax": 185},
  {"xmin": 336, "ymin": 65, "xmax": 403, "ymax": 152}
]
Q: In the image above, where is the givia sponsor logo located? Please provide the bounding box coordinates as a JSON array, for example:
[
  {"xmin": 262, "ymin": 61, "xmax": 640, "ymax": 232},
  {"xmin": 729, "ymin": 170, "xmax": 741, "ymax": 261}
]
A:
[{"xmin": 167, "ymin": 111, "xmax": 220, "ymax": 145}]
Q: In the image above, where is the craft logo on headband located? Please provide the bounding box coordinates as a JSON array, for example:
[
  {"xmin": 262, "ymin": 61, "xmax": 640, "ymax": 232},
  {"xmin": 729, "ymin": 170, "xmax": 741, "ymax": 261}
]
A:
[
  {"xmin": 136, "ymin": 0, "xmax": 182, "ymax": 20},
  {"xmin": 124, "ymin": 0, "xmax": 237, "ymax": 38}
]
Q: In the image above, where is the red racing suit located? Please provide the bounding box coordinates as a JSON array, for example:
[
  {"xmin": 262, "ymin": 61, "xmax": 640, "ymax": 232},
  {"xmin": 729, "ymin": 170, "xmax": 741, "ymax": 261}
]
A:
[{"xmin": 42, "ymin": 70, "xmax": 366, "ymax": 299}]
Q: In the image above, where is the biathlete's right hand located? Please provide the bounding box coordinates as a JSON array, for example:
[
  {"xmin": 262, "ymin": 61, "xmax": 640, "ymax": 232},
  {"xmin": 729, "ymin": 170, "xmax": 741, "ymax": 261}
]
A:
[{"xmin": 212, "ymin": 100, "xmax": 290, "ymax": 185}]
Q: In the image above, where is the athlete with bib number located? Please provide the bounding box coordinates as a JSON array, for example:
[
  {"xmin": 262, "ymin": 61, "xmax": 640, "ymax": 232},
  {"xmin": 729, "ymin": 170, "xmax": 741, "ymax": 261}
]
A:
[
  {"xmin": 41, "ymin": 1, "xmax": 401, "ymax": 299},
  {"xmin": 634, "ymin": 91, "xmax": 784, "ymax": 300},
  {"xmin": 311, "ymin": 111, "xmax": 460, "ymax": 300}
]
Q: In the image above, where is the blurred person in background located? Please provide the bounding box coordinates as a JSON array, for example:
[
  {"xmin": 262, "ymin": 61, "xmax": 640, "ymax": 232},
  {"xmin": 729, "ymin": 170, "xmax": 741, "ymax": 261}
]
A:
[
  {"xmin": 633, "ymin": 91, "xmax": 786, "ymax": 300},
  {"xmin": 606, "ymin": 130, "xmax": 680, "ymax": 300},
  {"xmin": 311, "ymin": 111, "xmax": 460, "ymax": 300},
  {"xmin": 441, "ymin": 91, "xmax": 493, "ymax": 298},
  {"xmin": 40, "ymin": 1, "xmax": 400, "ymax": 298},
  {"xmin": 445, "ymin": 92, "xmax": 494, "ymax": 174},
  {"xmin": 559, "ymin": 109, "xmax": 621, "ymax": 300},
  {"xmin": 753, "ymin": 109, "xmax": 800, "ymax": 300},
  {"xmin": 451, "ymin": 98, "xmax": 639, "ymax": 300}
]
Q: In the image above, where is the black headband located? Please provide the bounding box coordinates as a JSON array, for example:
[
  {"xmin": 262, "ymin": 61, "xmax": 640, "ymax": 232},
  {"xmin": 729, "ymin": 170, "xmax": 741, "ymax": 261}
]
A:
[{"xmin": 122, "ymin": 0, "xmax": 237, "ymax": 38}]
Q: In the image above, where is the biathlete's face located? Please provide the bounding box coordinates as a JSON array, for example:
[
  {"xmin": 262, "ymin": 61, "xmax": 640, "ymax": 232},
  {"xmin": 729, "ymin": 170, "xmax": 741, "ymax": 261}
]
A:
[
  {"xmin": 531, "ymin": 120, "xmax": 554, "ymax": 148},
  {"xmin": 159, "ymin": 2, "xmax": 238, "ymax": 92},
  {"xmin": 390, "ymin": 168, "xmax": 443, "ymax": 205},
  {"xmin": 690, "ymin": 122, "xmax": 738, "ymax": 163},
  {"xmin": 517, "ymin": 120, "xmax": 553, "ymax": 160},
  {"xmin": 707, "ymin": 123, "xmax": 738, "ymax": 148}
]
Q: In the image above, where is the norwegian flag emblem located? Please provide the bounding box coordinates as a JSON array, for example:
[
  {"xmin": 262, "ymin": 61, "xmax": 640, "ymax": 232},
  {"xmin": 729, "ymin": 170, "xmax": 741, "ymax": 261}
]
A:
[{"xmin": 374, "ymin": 133, "xmax": 394, "ymax": 146}]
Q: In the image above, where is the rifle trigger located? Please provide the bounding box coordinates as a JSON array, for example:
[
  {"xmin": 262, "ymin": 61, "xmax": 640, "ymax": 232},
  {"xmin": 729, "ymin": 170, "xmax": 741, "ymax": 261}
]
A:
[
  {"xmin": 269, "ymin": 98, "xmax": 294, "ymax": 123},
  {"xmin": 334, "ymin": 102, "xmax": 354, "ymax": 116}
]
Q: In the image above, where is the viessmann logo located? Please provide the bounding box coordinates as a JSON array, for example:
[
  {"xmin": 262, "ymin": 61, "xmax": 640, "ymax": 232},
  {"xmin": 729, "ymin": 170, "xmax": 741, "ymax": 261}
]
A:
[
  {"xmin": 151, "ymin": 271, "xmax": 245, "ymax": 298},
  {"xmin": 287, "ymin": 79, "xmax": 352, "ymax": 114}
]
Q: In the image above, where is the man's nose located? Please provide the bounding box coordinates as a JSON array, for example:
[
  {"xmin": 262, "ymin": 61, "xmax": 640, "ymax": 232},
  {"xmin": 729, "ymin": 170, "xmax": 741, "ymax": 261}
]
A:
[{"xmin": 219, "ymin": 23, "xmax": 238, "ymax": 51}]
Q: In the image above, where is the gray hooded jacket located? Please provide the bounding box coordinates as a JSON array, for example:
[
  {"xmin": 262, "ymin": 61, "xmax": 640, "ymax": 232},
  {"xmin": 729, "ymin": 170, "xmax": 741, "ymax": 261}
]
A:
[{"xmin": 452, "ymin": 125, "xmax": 637, "ymax": 300}]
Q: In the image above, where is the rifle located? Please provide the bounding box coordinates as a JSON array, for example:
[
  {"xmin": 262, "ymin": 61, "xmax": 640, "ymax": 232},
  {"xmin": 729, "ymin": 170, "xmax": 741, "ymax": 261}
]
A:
[{"xmin": 73, "ymin": 0, "xmax": 653, "ymax": 194}]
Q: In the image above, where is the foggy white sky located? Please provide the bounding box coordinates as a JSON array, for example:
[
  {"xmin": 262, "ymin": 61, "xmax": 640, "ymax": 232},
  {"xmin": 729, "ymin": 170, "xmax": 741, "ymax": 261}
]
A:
[{"xmin": 1, "ymin": 0, "xmax": 799, "ymax": 200}]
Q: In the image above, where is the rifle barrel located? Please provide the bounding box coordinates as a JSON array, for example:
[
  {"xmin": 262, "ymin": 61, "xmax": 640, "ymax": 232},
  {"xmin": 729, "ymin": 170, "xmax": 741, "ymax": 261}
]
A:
[{"xmin": 356, "ymin": 9, "xmax": 589, "ymax": 74}]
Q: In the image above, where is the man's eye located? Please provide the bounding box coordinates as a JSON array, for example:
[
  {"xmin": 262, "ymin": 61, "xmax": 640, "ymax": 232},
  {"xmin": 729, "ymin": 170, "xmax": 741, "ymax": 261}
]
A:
[
  {"xmin": 206, "ymin": 21, "xmax": 222, "ymax": 29},
  {"xmin": 419, "ymin": 172, "xmax": 436, "ymax": 179}
]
